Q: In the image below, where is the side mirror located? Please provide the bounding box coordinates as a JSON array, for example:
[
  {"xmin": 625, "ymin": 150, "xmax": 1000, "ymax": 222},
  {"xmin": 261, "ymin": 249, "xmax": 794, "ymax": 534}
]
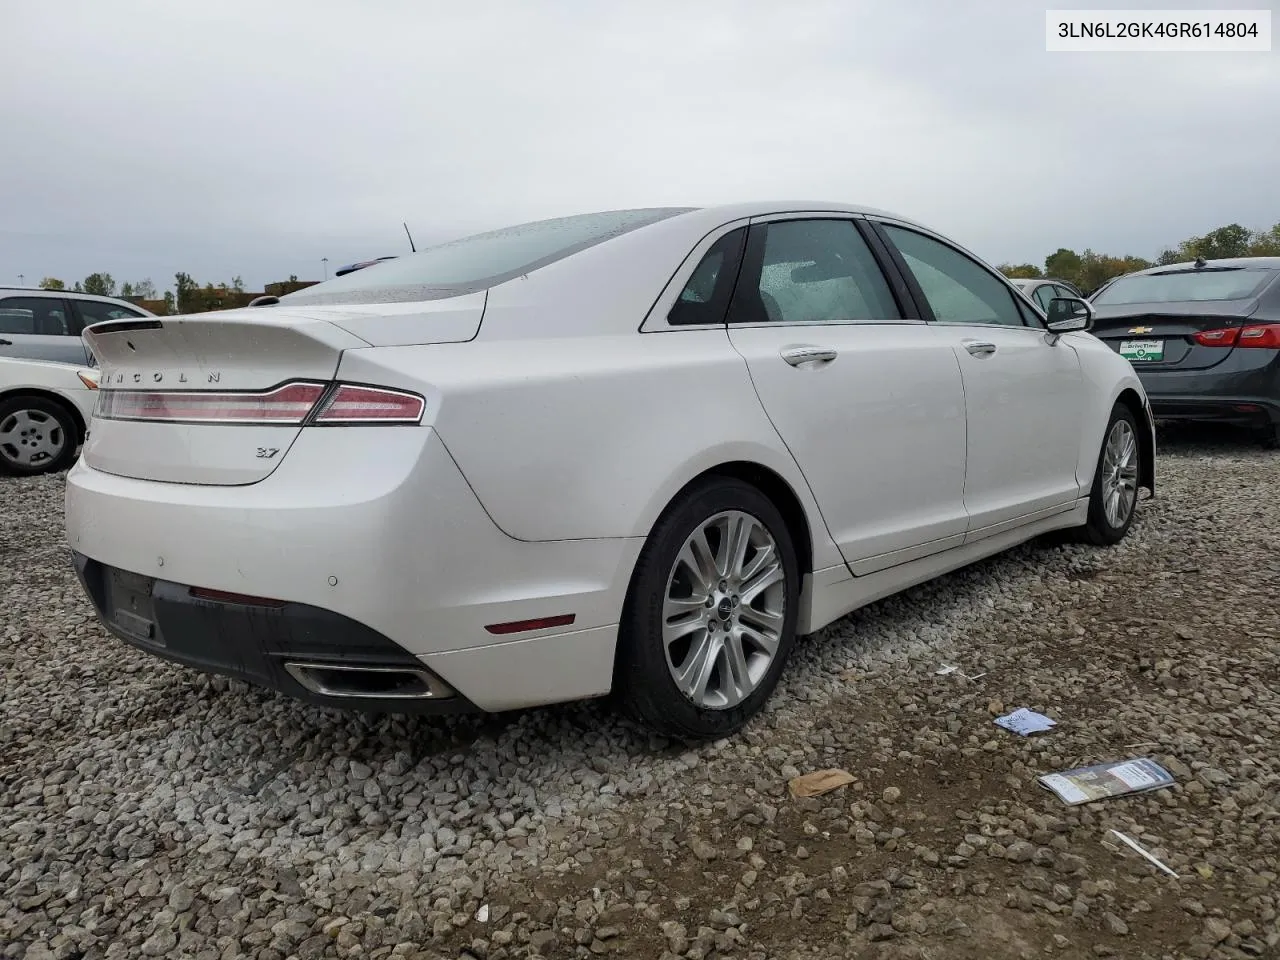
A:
[{"xmin": 1046, "ymin": 297, "xmax": 1095, "ymax": 333}]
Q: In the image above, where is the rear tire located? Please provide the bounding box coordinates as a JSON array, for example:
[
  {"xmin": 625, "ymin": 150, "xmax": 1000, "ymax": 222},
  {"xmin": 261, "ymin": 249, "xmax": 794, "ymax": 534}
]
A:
[
  {"xmin": 1077, "ymin": 402, "xmax": 1141, "ymax": 546},
  {"xmin": 614, "ymin": 477, "xmax": 801, "ymax": 740},
  {"xmin": 0, "ymin": 395, "xmax": 78, "ymax": 476}
]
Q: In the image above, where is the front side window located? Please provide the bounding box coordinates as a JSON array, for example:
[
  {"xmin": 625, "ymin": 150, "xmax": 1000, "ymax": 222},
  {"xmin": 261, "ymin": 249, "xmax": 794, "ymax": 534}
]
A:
[
  {"xmin": 76, "ymin": 300, "xmax": 144, "ymax": 327},
  {"xmin": 0, "ymin": 297, "xmax": 70, "ymax": 335},
  {"xmin": 1033, "ymin": 285, "xmax": 1056, "ymax": 312},
  {"xmin": 668, "ymin": 228, "xmax": 746, "ymax": 326},
  {"xmin": 882, "ymin": 226, "xmax": 1025, "ymax": 327},
  {"xmin": 731, "ymin": 219, "xmax": 901, "ymax": 325}
]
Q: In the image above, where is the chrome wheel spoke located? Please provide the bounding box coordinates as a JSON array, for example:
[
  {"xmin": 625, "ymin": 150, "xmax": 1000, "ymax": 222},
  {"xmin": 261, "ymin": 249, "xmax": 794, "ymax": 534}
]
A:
[
  {"xmin": 674, "ymin": 632, "xmax": 721, "ymax": 704},
  {"xmin": 740, "ymin": 560, "xmax": 783, "ymax": 605},
  {"xmin": 739, "ymin": 623, "xmax": 779, "ymax": 659},
  {"xmin": 676, "ymin": 532, "xmax": 719, "ymax": 595},
  {"xmin": 722, "ymin": 632, "xmax": 752, "ymax": 702},
  {"xmin": 720, "ymin": 513, "xmax": 754, "ymax": 580}
]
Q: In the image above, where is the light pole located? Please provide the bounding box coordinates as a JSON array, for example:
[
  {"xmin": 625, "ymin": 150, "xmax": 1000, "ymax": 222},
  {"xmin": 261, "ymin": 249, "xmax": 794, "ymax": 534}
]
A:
[
  {"xmin": 322, "ymin": 257, "xmax": 328, "ymax": 280},
  {"xmin": 17, "ymin": 274, "xmax": 24, "ymax": 286}
]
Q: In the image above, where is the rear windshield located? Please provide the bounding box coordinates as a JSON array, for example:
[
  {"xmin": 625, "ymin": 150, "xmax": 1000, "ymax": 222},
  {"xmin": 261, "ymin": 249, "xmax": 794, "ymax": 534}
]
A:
[
  {"xmin": 283, "ymin": 207, "xmax": 694, "ymax": 306},
  {"xmin": 1092, "ymin": 268, "xmax": 1275, "ymax": 305}
]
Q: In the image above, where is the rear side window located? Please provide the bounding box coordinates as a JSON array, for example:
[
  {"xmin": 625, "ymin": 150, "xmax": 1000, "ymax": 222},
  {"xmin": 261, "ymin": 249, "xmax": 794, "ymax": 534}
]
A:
[
  {"xmin": 668, "ymin": 228, "xmax": 746, "ymax": 326},
  {"xmin": 0, "ymin": 297, "xmax": 70, "ymax": 335},
  {"xmin": 75, "ymin": 299, "xmax": 145, "ymax": 327},
  {"xmin": 730, "ymin": 219, "xmax": 902, "ymax": 325},
  {"xmin": 282, "ymin": 207, "xmax": 694, "ymax": 306},
  {"xmin": 1092, "ymin": 269, "xmax": 1276, "ymax": 305}
]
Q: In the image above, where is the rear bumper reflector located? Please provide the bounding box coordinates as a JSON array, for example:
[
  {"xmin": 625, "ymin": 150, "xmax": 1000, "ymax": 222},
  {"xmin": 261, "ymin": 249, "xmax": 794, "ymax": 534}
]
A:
[{"xmin": 484, "ymin": 614, "xmax": 577, "ymax": 635}]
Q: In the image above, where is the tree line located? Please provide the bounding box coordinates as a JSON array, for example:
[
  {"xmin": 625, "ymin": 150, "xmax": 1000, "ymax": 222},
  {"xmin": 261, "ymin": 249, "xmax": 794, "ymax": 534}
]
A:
[
  {"xmin": 998, "ymin": 221, "xmax": 1280, "ymax": 294},
  {"xmin": 37, "ymin": 272, "xmax": 269, "ymax": 314}
]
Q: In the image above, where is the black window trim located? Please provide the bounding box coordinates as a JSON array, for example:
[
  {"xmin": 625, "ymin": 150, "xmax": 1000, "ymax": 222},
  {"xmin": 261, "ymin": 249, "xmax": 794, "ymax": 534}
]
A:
[
  {"xmin": 644, "ymin": 219, "xmax": 753, "ymax": 332},
  {"xmin": 723, "ymin": 213, "xmax": 918, "ymax": 329},
  {"xmin": 0, "ymin": 294, "xmax": 79, "ymax": 337},
  {"xmin": 867, "ymin": 219, "xmax": 1047, "ymax": 331},
  {"xmin": 664, "ymin": 227, "xmax": 748, "ymax": 329}
]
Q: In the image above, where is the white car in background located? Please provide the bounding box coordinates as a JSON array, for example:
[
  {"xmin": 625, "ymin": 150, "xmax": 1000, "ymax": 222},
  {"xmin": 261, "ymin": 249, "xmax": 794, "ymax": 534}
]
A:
[
  {"xmin": 64, "ymin": 202, "xmax": 1154, "ymax": 739},
  {"xmin": 0, "ymin": 356, "xmax": 99, "ymax": 475}
]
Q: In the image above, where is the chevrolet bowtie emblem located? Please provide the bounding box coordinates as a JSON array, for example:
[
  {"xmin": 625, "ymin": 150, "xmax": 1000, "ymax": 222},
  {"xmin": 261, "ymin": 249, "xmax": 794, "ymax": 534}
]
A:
[{"xmin": 1128, "ymin": 326, "xmax": 1153, "ymax": 334}]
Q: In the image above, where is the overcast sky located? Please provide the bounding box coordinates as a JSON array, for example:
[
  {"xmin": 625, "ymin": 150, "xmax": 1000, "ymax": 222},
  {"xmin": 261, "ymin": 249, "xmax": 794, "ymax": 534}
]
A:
[{"xmin": 3, "ymin": 0, "xmax": 1277, "ymax": 292}]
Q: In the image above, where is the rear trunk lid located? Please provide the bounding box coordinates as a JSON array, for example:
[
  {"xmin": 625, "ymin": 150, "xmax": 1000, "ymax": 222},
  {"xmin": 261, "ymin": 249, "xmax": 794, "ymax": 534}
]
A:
[
  {"xmin": 81, "ymin": 295, "xmax": 485, "ymax": 485},
  {"xmin": 1090, "ymin": 301, "xmax": 1260, "ymax": 372}
]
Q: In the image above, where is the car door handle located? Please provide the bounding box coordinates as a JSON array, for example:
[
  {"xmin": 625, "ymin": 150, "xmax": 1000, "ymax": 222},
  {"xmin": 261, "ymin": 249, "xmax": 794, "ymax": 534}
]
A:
[
  {"xmin": 780, "ymin": 345, "xmax": 838, "ymax": 366},
  {"xmin": 962, "ymin": 339, "xmax": 997, "ymax": 358}
]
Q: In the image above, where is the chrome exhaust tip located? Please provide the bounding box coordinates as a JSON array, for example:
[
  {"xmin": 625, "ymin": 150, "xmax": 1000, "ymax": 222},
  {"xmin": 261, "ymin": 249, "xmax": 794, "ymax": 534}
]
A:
[{"xmin": 283, "ymin": 661, "xmax": 455, "ymax": 700}]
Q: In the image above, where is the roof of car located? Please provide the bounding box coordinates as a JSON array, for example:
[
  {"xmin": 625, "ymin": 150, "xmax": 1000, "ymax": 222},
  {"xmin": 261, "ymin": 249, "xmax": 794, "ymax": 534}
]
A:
[{"xmin": 1125, "ymin": 257, "xmax": 1280, "ymax": 277}]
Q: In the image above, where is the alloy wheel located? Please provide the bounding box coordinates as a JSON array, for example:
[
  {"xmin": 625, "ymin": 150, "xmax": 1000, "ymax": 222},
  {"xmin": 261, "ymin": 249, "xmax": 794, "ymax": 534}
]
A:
[{"xmin": 661, "ymin": 510, "xmax": 787, "ymax": 710}]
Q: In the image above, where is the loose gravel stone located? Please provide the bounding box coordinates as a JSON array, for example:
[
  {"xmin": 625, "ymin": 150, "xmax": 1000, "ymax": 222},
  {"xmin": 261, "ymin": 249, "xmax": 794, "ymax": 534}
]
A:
[{"xmin": 2, "ymin": 431, "xmax": 1278, "ymax": 959}]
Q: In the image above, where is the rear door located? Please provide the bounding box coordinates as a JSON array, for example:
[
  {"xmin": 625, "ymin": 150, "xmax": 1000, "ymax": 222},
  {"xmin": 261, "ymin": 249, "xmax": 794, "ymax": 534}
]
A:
[
  {"xmin": 0, "ymin": 295, "xmax": 86, "ymax": 363},
  {"xmin": 725, "ymin": 215, "xmax": 969, "ymax": 574}
]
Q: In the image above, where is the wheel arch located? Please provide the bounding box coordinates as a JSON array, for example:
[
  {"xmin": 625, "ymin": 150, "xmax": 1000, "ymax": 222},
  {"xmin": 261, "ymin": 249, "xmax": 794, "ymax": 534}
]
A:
[
  {"xmin": 0, "ymin": 388, "xmax": 88, "ymax": 443},
  {"xmin": 653, "ymin": 460, "xmax": 817, "ymax": 576},
  {"xmin": 1114, "ymin": 387, "xmax": 1155, "ymax": 495}
]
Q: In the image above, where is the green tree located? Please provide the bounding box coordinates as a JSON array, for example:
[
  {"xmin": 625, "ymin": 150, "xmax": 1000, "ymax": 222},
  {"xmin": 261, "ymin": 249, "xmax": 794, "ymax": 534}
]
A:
[
  {"xmin": 163, "ymin": 291, "xmax": 175, "ymax": 314},
  {"xmin": 82, "ymin": 273, "xmax": 116, "ymax": 296},
  {"xmin": 132, "ymin": 279, "xmax": 157, "ymax": 299},
  {"xmin": 174, "ymin": 272, "xmax": 198, "ymax": 312},
  {"xmin": 1190, "ymin": 223, "xmax": 1251, "ymax": 260},
  {"xmin": 120, "ymin": 282, "xmax": 134, "ymax": 298},
  {"xmin": 1043, "ymin": 248, "xmax": 1083, "ymax": 283},
  {"xmin": 38, "ymin": 277, "xmax": 65, "ymax": 290},
  {"xmin": 1247, "ymin": 223, "xmax": 1280, "ymax": 256},
  {"xmin": 999, "ymin": 263, "xmax": 1043, "ymax": 279},
  {"xmin": 72, "ymin": 281, "xmax": 83, "ymax": 292},
  {"xmin": 230, "ymin": 275, "xmax": 245, "ymax": 294}
]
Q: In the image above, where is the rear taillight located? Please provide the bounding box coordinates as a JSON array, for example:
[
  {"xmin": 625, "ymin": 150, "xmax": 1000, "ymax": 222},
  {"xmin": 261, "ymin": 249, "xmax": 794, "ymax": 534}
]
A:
[
  {"xmin": 1192, "ymin": 323, "xmax": 1280, "ymax": 349},
  {"xmin": 1192, "ymin": 327, "xmax": 1240, "ymax": 347},
  {"xmin": 95, "ymin": 380, "xmax": 426, "ymax": 425},
  {"xmin": 1237, "ymin": 323, "xmax": 1280, "ymax": 349},
  {"xmin": 97, "ymin": 382, "xmax": 327, "ymax": 424},
  {"xmin": 311, "ymin": 384, "xmax": 425, "ymax": 424}
]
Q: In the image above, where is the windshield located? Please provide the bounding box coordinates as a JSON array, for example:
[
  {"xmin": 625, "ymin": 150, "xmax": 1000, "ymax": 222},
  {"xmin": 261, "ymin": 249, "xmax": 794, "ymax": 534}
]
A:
[
  {"xmin": 283, "ymin": 207, "xmax": 694, "ymax": 306},
  {"xmin": 1092, "ymin": 268, "xmax": 1275, "ymax": 305}
]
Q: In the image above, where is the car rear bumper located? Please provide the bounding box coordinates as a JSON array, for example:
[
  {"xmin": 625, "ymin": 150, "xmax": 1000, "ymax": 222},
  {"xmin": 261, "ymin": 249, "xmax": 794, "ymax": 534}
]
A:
[
  {"xmin": 64, "ymin": 426, "xmax": 643, "ymax": 712},
  {"xmin": 1147, "ymin": 396, "xmax": 1280, "ymax": 427},
  {"xmin": 1135, "ymin": 352, "xmax": 1280, "ymax": 427},
  {"xmin": 72, "ymin": 551, "xmax": 477, "ymax": 714}
]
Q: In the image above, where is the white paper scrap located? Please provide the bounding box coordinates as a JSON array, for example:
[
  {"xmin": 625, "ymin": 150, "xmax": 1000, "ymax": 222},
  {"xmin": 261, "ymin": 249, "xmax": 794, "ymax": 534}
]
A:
[
  {"xmin": 994, "ymin": 708, "xmax": 1057, "ymax": 736},
  {"xmin": 1040, "ymin": 773, "xmax": 1089, "ymax": 805},
  {"xmin": 936, "ymin": 664, "xmax": 959, "ymax": 675}
]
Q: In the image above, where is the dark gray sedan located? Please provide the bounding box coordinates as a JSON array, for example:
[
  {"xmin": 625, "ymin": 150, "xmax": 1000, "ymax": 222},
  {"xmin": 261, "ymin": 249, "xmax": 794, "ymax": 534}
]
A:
[{"xmin": 1088, "ymin": 257, "xmax": 1280, "ymax": 445}]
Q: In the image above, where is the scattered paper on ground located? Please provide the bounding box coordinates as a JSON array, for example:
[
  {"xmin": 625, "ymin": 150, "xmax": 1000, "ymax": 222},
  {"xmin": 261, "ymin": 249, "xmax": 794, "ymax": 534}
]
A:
[
  {"xmin": 788, "ymin": 768, "xmax": 857, "ymax": 798},
  {"xmin": 994, "ymin": 707, "xmax": 1057, "ymax": 736},
  {"xmin": 1038, "ymin": 757, "xmax": 1175, "ymax": 806},
  {"xmin": 936, "ymin": 664, "xmax": 959, "ymax": 675}
]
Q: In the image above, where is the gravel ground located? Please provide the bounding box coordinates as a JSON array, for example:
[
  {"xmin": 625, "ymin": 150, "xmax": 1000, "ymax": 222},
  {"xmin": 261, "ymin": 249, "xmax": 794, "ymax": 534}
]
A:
[{"xmin": 2, "ymin": 429, "xmax": 1278, "ymax": 960}]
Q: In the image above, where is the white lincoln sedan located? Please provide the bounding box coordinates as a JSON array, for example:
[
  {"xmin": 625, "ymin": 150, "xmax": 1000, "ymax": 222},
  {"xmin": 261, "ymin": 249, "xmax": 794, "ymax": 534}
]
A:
[{"xmin": 65, "ymin": 202, "xmax": 1153, "ymax": 739}]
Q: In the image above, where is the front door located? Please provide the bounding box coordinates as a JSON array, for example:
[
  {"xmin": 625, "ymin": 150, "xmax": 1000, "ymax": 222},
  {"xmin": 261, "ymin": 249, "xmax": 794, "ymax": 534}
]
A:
[
  {"xmin": 877, "ymin": 223, "xmax": 1086, "ymax": 535},
  {"xmin": 725, "ymin": 216, "xmax": 969, "ymax": 574}
]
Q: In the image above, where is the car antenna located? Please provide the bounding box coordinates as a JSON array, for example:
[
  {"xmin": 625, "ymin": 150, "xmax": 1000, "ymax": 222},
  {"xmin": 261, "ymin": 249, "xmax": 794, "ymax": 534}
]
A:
[{"xmin": 403, "ymin": 221, "xmax": 417, "ymax": 253}]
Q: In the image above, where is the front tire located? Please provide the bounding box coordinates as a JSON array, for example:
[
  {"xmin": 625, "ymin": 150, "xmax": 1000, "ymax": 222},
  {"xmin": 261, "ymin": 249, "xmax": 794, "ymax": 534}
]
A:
[
  {"xmin": 0, "ymin": 396, "xmax": 78, "ymax": 476},
  {"xmin": 1078, "ymin": 402, "xmax": 1141, "ymax": 545},
  {"xmin": 614, "ymin": 477, "xmax": 801, "ymax": 740}
]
